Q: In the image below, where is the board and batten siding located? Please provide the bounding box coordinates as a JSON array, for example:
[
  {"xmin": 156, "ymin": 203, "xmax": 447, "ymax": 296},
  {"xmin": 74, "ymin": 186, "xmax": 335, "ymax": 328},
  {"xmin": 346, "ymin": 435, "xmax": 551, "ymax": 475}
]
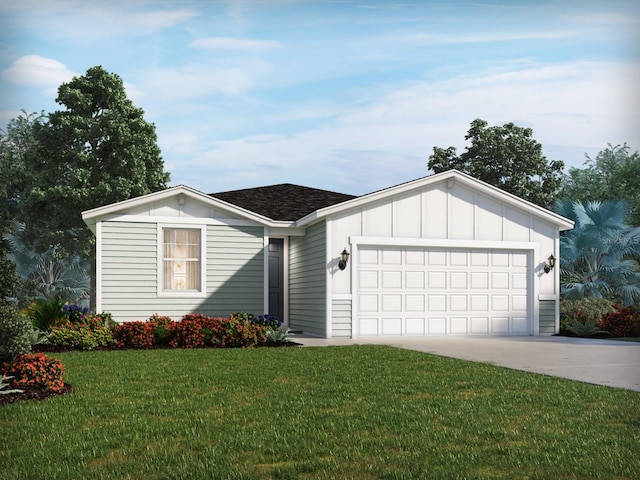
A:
[
  {"xmin": 539, "ymin": 299, "xmax": 557, "ymax": 334},
  {"xmin": 289, "ymin": 221, "xmax": 327, "ymax": 336},
  {"xmin": 100, "ymin": 221, "xmax": 264, "ymax": 322}
]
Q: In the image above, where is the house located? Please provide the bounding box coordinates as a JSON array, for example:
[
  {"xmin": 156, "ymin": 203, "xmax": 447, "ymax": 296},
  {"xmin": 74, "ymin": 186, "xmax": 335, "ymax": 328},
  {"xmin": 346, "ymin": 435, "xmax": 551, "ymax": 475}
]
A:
[{"xmin": 82, "ymin": 169, "xmax": 574, "ymax": 338}]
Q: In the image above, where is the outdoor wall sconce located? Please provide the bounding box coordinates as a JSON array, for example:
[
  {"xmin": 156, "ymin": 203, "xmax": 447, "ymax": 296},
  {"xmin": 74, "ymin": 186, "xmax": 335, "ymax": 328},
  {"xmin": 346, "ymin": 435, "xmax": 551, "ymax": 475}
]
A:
[
  {"xmin": 543, "ymin": 254, "xmax": 556, "ymax": 274},
  {"xmin": 338, "ymin": 248, "xmax": 350, "ymax": 270}
]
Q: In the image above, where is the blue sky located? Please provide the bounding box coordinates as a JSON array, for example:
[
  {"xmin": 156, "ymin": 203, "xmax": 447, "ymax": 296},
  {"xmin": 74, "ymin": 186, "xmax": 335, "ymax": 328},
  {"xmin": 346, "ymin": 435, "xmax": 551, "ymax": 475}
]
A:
[{"xmin": 1, "ymin": 0, "xmax": 638, "ymax": 196}]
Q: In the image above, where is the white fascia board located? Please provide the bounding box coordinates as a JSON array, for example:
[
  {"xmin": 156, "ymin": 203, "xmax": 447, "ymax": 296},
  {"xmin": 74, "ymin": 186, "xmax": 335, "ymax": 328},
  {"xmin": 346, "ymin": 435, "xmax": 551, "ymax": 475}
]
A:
[
  {"xmin": 296, "ymin": 170, "xmax": 574, "ymax": 231},
  {"xmin": 81, "ymin": 185, "xmax": 283, "ymax": 228}
]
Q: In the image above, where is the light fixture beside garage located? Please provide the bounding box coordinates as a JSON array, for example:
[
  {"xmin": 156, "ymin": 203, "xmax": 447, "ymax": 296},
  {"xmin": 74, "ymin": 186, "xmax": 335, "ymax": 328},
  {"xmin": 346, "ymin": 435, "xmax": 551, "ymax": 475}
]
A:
[
  {"xmin": 544, "ymin": 254, "xmax": 556, "ymax": 274},
  {"xmin": 338, "ymin": 248, "xmax": 350, "ymax": 270}
]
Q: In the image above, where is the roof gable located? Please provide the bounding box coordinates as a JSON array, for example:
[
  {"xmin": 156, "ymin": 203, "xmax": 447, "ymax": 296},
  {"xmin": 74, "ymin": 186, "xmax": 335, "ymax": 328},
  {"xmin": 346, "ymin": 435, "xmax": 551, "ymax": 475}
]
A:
[
  {"xmin": 210, "ymin": 184, "xmax": 356, "ymax": 221},
  {"xmin": 298, "ymin": 170, "xmax": 574, "ymax": 231}
]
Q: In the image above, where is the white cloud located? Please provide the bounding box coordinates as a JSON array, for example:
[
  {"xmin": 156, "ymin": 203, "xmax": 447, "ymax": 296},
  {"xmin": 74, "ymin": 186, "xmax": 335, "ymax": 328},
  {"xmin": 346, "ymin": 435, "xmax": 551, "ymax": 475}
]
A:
[
  {"xmin": 140, "ymin": 66, "xmax": 253, "ymax": 99},
  {"xmin": 164, "ymin": 59, "xmax": 640, "ymax": 195},
  {"xmin": 2, "ymin": 55, "xmax": 76, "ymax": 88},
  {"xmin": 189, "ymin": 37, "xmax": 283, "ymax": 50}
]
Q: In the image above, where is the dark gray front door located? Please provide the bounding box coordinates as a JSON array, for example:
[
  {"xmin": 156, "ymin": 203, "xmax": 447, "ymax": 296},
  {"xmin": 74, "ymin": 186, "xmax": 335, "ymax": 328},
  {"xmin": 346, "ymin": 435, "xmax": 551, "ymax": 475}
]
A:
[{"xmin": 268, "ymin": 239, "xmax": 284, "ymax": 320}]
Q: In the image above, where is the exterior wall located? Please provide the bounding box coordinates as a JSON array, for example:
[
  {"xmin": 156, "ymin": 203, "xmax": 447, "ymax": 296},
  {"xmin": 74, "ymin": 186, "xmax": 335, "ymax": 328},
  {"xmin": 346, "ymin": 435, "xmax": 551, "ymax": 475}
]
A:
[
  {"xmin": 328, "ymin": 179, "xmax": 561, "ymax": 336},
  {"xmin": 539, "ymin": 299, "xmax": 557, "ymax": 335},
  {"xmin": 289, "ymin": 221, "xmax": 327, "ymax": 336},
  {"xmin": 100, "ymin": 221, "xmax": 264, "ymax": 322},
  {"xmin": 332, "ymin": 299, "xmax": 352, "ymax": 337}
]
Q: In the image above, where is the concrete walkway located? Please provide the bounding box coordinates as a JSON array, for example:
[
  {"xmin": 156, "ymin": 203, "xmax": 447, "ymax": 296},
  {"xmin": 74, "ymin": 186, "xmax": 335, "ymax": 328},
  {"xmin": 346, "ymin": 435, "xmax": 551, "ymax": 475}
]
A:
[{"xmin": 294, "ymin": 335, "xmax": 640, "ymax": 392}]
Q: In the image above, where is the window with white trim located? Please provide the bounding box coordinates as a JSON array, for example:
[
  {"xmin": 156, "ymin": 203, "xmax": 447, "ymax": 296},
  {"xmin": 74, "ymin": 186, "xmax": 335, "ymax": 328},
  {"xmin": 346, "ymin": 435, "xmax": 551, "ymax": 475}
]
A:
[{"xmin": 161, "ymin": 228, "xmax": 202, "ymax": 292}]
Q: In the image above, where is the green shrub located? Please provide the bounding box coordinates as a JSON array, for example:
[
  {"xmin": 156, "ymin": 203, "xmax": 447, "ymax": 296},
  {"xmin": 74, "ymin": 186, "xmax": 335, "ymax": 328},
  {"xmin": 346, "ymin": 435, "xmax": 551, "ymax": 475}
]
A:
[
  {"xmin": 560, "ymin": 297, "xmax": 616, "ymax": 329},
  {"xmin": 266, "ymin": 327, "xmax": 293, "ymax": 344},
  {"xmin": 0, "ymin": 304, "xmax": 32, "ymax": 362},
  {"xmin": 26, "ymin": 296, "xmax": 67, "ymax": 331},
  {"xmin": 49, "ymin": 316, "xmax": 116, "ymax": 350},
  {"xmin": 567, "ymin": 318, "xmax": 607, "ymax": 337},
  {"xmin": 149, "ymin": 314, "xmax": 173, "ymax": 345},
  {"xmin": 25, "ymin": 328, "xmax": 49, "ymax": 347}
]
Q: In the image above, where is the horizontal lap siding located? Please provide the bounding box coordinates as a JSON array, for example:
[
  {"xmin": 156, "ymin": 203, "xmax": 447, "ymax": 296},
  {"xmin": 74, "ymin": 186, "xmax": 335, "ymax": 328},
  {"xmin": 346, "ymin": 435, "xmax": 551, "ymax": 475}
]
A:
[
  {"xmin": 332, "ymin": 299, "xmax": 352, "ymax": 338},
  {"xmin": 101, "ymin": 222, "xmax": 264, "ymax": 322},
  {"xmin": 539, "ymin": 299, "xmax": 556, "ymax": 335},
  {"xmin": 289, "ymin": 222, "xmax": 326, "ymax": 336}
]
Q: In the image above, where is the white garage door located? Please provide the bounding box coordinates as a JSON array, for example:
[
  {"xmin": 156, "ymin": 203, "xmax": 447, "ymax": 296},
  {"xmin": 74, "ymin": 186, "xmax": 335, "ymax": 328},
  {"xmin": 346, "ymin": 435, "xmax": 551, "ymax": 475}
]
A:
[{"xmin": 357, "ymin": 246, "xmax": 531, "ymax": 336}]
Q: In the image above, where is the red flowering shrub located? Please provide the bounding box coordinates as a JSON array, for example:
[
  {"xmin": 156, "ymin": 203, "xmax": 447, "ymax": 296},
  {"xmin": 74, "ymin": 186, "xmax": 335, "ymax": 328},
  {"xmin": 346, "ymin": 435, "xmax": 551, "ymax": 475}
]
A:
[
  {"xmin": 169, "ymin": 316, "xmax": 207, "ymax": 348},
  {"xmin": 598, "ymin": 306, "xmax": 640, "ymax": 337},
  {"xmin": 114, "ymin": 321, "xmax": 155, "ymax": 348},
  {"xmin": 2, "ymin": 353, "xmax": 65, "ymax": 393},
  {"xmin": 166, "ymin": 314, "xmax": 268, "ymax": 348}
]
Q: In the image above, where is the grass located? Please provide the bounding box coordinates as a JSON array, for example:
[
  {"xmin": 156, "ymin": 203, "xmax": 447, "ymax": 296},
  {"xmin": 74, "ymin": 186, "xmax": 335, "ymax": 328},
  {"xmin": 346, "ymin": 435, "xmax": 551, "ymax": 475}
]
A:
[{"xmin": 2, "ymin": 345, "xmax": 639, "ymax": 479}]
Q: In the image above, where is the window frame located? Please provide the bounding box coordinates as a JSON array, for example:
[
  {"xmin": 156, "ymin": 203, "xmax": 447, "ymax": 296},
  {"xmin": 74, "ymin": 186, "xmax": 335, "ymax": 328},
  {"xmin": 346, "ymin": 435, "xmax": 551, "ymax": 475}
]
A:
[{"xmin": 157, "ymin": 224, "xmax": 207, "ymax": 297}]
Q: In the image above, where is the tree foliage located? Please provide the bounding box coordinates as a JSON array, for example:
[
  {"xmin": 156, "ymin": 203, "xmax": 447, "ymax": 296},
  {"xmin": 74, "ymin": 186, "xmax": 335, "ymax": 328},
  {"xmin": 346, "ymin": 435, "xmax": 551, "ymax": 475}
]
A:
[
  {"xmin": 428, "ymin": 119, "xmax": 564, "ymax": 208},
  {"xmin": 559, "ymin": 144, "xmax": 640, "ymax": 226},
  {"xmin": 17, "ymin": 66, "xmax": 170, "ymax": 258},
  {"xmin": 556, "ymin": 199, "xmax": 640, "ymax": 306}
]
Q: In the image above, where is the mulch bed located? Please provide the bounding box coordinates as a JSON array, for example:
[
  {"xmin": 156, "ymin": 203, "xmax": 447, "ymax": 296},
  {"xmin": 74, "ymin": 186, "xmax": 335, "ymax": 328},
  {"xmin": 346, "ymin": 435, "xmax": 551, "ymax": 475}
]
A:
[{"xmin": 0, "ymin": 383, "xmax": 74, "ymax": 407}]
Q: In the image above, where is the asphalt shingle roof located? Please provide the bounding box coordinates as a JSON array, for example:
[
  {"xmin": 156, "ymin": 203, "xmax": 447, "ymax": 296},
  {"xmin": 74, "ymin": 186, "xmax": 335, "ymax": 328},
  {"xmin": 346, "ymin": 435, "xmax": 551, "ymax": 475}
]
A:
[{"xmin": 210, "ymin": 183, "xmax": 357, "ymax": 221}]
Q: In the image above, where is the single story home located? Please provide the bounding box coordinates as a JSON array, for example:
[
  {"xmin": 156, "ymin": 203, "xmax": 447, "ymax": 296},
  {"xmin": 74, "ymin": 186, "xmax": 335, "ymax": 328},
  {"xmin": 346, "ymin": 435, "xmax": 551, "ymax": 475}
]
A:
[{"xmin": 82, "ymin": 169, "xmax": 574, "ymax": 338}]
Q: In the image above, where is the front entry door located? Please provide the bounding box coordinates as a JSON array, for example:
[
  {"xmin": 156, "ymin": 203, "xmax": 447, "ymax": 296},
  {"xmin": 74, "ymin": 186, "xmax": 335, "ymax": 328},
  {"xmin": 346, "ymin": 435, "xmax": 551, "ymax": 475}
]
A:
[{"xmin": 268, "ymin": 239, "xmax": 284, "ymax": 321}]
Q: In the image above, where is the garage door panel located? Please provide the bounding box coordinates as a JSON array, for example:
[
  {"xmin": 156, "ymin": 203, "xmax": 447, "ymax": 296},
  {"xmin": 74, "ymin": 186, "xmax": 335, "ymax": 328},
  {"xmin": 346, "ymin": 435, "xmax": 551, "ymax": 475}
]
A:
[
  {"xmin": 382, "ymin": 249, "xmax": 402, "ymax": 264},
  {"xmin": 427, "ymin": 317, "xmax": 447, "ymax": 334},
  {"xmin": 470, "ymin": 272, "xmax": 489, "ymax": 288},
  {"xmin": 512, "ymin": 317, "xmax": 529, "ymax": 333},
  {"xmin": 450, "ymin": 294, "xmax": 467, "ymax": 311},
  {"xmin": 470, "ymin": 251, "xmax": 489, "ymax": 266},
  {"xmin": 470, "ymin": 317, "xmax": 489, "ymax": 334},
  {"xmin": 405, "ymin": 294, "xmax": 425, "ymax": 312},
  {"xmin": 359, "ymin": 294, "xmax": 378, "ymax": 312},
  {"xmin": 428, "ymin": 250, "xmax": 446, "ymax": 265},
  {"xmin": 470, "ymin": 295, "xmax": 489, "ymax": 311},
  {"xmin": 405, "ymin": 250, "xmax": 425, "ymax": 265},
  {"xmin": 428, "ymin": 294, "xmax": 447, "ymax": 311},
  {"xmin": 382, "ymin": 317, "xmax": 402, "ymax": 335},
  {"xmin": 357, "ymin": 246, "xmax": 531, "ymax": 336},
  {"xmin": 360, "ymin": 318, "xmax": 379, "ymax": 335},
  {"xmin": 492, "ymin": 295, "xmax": 509, "ymax": 311},
  {"xmin": 382, "ymin": 294, "xmax": 402, "ymax": 312},
  {"xmin": 512, "ymin": 295, "xmax": 528, "ymax": 311},
  {"xmin": 405, "ymin": 317, "xmax": 425, "ymax": 335},
  {"xmin": 450, "ymin": 317, "xmax": 468, "ymax": 334},
  {"xmin": 406, "ymin": 271, "xmax": 425, "ymax": 288},
  {"xmin": 359, "ymin": 270, "xmax": 378, "ymax": 288},
  {"xmin": 450, "ymin": 251, "xmax": 468, "ymax": 265},
  {"xmin": 491, "ymin": 316, "xmax": 510, "ymax": 333},
  {"xmin": 382, "ymin": 270, "xmax": 402, "ymax": 288},
  {"xmin": 491, "ymin": 272, "xmax": 509, "ymax": 289},
  {"xmin": 512, "ymin": 273, "xmax": 527, "ymax": 289},
  {"xmin": 450, "ymin": 272, "xmax": 467, "ymax": 288}
]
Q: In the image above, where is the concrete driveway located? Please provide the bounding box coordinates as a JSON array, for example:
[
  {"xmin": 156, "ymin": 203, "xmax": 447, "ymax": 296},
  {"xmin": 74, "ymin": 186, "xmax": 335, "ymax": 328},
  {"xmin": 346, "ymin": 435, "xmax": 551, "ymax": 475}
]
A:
[{"xmin": 296, "ymin": 335, "xmax": 640, "ymax": 392}]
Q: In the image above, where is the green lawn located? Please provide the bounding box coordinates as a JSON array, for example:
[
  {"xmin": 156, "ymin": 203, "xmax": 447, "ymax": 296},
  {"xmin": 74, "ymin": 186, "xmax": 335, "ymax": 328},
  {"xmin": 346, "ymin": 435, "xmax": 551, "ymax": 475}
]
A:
[{"xmin": 2, "ymin": 345, "xmax": 639, "ymax": 479}]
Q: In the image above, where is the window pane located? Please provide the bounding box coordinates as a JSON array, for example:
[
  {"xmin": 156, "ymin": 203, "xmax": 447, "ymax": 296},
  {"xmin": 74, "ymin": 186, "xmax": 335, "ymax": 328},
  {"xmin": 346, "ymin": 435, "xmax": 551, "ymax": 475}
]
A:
[{"xmin": 163, "ymin": 228, "xmax": 201, "ymax": 291}]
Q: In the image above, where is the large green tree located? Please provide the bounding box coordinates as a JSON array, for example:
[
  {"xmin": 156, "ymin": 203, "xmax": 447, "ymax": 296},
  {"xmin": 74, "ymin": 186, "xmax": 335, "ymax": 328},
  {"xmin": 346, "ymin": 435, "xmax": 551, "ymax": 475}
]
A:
[
  {"xmin": 428, "ymin": 119, "xmax": 564, "ymax": 208},
  {"xmin": 560, "ymin": 144, "xmax": 640, "ymax": 226},
  {"xmin": 10, "ymin": 66, "xmax": 170, "ymax": 307}
]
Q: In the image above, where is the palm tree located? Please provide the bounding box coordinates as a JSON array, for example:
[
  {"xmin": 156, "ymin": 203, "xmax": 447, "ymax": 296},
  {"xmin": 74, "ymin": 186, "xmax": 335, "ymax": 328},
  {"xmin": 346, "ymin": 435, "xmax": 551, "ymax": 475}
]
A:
[
  {"xmin": 3, "ymin": 223, "xmax": 89, "ymax": 306},
  {"xmin": 556, "ymin": 199, "xmax": 640, "ymax": 306}
]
